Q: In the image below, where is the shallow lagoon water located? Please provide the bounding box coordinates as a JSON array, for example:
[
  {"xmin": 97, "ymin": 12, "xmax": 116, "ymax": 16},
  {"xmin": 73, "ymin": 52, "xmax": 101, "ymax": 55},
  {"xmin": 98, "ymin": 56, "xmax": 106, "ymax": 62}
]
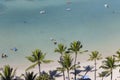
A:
[{"xmin": 0, "ymin": 0, "xmax": 120, "ymax": 67}]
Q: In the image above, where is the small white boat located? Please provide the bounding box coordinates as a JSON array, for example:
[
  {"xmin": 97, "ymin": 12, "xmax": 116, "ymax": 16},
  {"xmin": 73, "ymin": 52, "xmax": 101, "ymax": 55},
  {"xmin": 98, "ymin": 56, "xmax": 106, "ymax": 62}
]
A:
[
  {"xmin": 40, "ymin": 10, "xmax": 46, "ymax": 14},
  {"xmin": 104, "ymin": 4, "xmax": 109, "ymax": 8},
  {"xmin": 66, "ymin": 8, "xmax": 71, "ymax": 11}
]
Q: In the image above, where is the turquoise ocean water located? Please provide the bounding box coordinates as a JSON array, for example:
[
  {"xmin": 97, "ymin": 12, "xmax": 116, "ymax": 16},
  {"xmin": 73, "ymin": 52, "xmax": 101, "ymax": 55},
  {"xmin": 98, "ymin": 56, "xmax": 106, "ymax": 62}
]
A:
[{"xmin": 0, "ymin": 0, "xmax": 120, "ymax": 67}]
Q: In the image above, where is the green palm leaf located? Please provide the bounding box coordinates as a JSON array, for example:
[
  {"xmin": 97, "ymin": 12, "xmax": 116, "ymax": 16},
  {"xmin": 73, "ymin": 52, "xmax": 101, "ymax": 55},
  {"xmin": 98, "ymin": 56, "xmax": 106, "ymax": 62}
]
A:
[
  {"xmin": 26, "ymin": 56, "xmax": 36, "ymax": 62},
  {"xmin": 23, "ymin": 72, "xmax": 37, "ymax": 80},
  {"xmin": 0, "ymin": 65, "xmax": 16, "ymax": 80},
  {"xmin": 26, "ymin": 62, "xmax": 38, "ymax": 71},
  {"xmin": 42, "ymin": 60, "xmax": 53, "ymax": 63},
  {"xmin": 57, "ymin": 67, "xmax": 65, "ymax": 72}
]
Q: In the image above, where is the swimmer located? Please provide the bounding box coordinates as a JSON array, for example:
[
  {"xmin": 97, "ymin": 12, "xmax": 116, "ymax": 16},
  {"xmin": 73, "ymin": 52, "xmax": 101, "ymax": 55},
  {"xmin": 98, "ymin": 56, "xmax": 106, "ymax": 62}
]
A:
[
  {"xmin": 53, "ymin": 41, "xmax": 57, "ymax": 45},
  {"xmin": 10, "ymin": 47, "xmax": 18, "ymax": 52},
  {"xmin": 1, "ymin": 53, "xmax": 8, "ymax": 58}
]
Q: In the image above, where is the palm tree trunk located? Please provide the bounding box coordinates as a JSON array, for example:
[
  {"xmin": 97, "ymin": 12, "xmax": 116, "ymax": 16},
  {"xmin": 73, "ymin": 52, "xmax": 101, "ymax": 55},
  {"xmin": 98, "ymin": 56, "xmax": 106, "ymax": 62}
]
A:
[
  {"xmin": 94, "ymin": 59, "xmax": 96, "ymax": 80},
  {"xmin": 102, "ymin": 77, "xmax": 103, "ymax": 80},
  {"xmin": 67, "ymin": 69, "xmax": 70, "ymax": 80},
  {"xmin": 61, "ymin": 55, "xmax": 65, "ymax": 80},
  {"xmin": 74, "ymin": 52, "xmax": 77, "ymax": 80},
  {"xmin": 63, "ymin": 71, "xmax": 65, "ymax": 80},
  {"xmin": 111, "ymin": 69, "xmax": 113, "ymax": 80},
  {"xmin": 38, "ymin": 62, "xmax": 41, "ymax": 76}
]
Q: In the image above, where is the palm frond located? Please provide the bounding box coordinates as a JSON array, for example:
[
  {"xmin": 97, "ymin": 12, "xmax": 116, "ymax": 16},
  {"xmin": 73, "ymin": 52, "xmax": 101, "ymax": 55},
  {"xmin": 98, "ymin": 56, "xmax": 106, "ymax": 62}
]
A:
[
  {"xmin": 32, "ymin": 49, "xmax": 41, "ymax": 60},
  {"xmin": 57, "ymin": 67, "xmax": 65, "ymax": 72},
  {"xmin": 40, "ymin": 53, "xmax": 46, "ymax": 61},
  {"xmin": 23, "ymin": 72, "xmax": 37, "ymax": 80},
  {"xmin": 26, "ymin": 62, "xmax": 38, "ymax": 71},
  {"xmin": 100, "ymin": 65, "xmax": 109, "ymax": 69},
  {"xmin": 26, "ymin": 56, "xmax": 36, "ymax": 62},
  {"xmin": 42, "ymin": 60, "xmax": 53, "ymax": 63},
  {"xmin": 0, "ymin": 65, "xmax": 16, "ymax": 80},
  {"xmin": 11, "ymin": 68, "xmax": 17, "ymax": 78},
  {"xmin": 98, "ymin": 71, "xmax": 110, "ymax": 78}
]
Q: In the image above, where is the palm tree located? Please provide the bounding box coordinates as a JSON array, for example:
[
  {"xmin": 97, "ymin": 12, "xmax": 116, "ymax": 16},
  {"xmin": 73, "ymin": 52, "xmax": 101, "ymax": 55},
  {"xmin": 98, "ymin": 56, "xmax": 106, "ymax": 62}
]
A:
[
  {"xmin": 22, "ymin": 72, "xmax": 37, "ymax": 80},
  {"xmin": 0, "ymin": 65, "xmax": 16, "ymax": 80},
  {"xmin": 68, "ymin": 41, "xmax": 83, "ymax": 80},
  {"xmin": 57, "ymin": 53, "xmax": 80, "ymax": 80},
  {"xmin": 55, "ymin": 43, "xmax": 67, "ymax": 80},
  {"xmin": 26, "ymin": 49, "xmax": 52, "ymax": 76},
  {"xmin": 100, "ymin": 56, "xmax": 118, "ymax": 80},
  {"xmin": 59, "ymin": 53, "xmax": 75, "ymax": 80},
  {"xmin": 88, "ymin": 51, "xmax": 102, "ymax": 80}
]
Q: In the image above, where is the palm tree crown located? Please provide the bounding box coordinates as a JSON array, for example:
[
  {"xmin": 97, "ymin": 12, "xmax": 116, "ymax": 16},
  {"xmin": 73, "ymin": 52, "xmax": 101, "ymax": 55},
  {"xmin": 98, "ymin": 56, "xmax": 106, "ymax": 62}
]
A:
[
  {"xmin": 68, "ymin": 41, "xmax": 82, "ymax": 54},
  {"xmin": 22, "ymin": 72, "xmax": 37, "ymax": 80},
  {"xmin": 100, "ymin": 56, "xmax": 118, "ymax": 80},
  {"xmin": 0, "ymin": 65, "xmax": 16, "ymax": 80},
  {"xmin": 26, "ymin": 49, "xmax": 52, "ymax": 76},
  {"xmin": 88, "ymin": 51, "xmax": 102, "ymax": 61},
  {"xmin": 54, "ymin": 43, "xmax": 67, "ymax": 55},
  {"xmin": 68, "ymin": 41, "xmax": 83, "ymax": 80}
]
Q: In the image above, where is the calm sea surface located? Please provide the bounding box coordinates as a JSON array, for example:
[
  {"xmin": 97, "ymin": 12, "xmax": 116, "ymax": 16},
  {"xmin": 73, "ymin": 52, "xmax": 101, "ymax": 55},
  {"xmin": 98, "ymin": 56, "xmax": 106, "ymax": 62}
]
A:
[{"xmin": 0, "ymin": 0, "xmax": 120, "ymax": 67}]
